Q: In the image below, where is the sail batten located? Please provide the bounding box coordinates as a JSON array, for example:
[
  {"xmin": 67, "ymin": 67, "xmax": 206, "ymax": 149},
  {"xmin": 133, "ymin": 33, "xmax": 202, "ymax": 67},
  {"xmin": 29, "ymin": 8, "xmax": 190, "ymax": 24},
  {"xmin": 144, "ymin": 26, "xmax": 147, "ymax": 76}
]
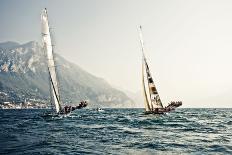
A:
[{"xmin": 41, "ymin": 9, "xmax": 62, "ymax": 113}]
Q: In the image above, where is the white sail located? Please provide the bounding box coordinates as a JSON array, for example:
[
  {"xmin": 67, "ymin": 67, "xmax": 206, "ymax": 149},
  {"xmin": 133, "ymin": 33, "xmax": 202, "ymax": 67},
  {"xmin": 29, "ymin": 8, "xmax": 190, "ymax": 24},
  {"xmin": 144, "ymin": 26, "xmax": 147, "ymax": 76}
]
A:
[
  {"xmin": 142, "ymin": 58, "xmax": 151, "ymax": 111},
  {"xmin": 139, "ymin": 26, "xmax": 151, "ymax": 111},
  {"xmin": 139, "ymin": 26, "xmax": 163, "ymax": 111},
  {"xmin": 143, "ymin": 57, "xmax": 163, "ymax": 109},
  {"xmin": 41, "ymin": 9, "xmax": 62, "ymax": 113}
]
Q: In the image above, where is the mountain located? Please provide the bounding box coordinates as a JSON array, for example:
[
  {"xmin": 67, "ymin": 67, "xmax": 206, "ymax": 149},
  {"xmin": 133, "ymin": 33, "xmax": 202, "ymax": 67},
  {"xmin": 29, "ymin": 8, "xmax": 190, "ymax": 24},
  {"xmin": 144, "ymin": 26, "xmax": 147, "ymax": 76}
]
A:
[
  {"xmin": 124, "ymin": 90, "xmax": 143, "ymax": 108},
  {"xmin": 114, "ymin": 86, "xmax": 143, "ymax": 108},
  {"xmin": 0, "ymin": 41, "xmax": 20, "ymax": 49},
  {"xmin": 0, "ymin": 41, "xmax": 134, "ymax": 108}
]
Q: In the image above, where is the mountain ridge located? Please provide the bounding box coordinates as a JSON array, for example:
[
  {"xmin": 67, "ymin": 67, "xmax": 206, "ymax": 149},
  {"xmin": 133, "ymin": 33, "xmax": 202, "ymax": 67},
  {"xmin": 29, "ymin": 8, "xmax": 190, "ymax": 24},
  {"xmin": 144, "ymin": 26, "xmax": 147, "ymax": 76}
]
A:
[{"xmin": 0, "ymin": 41, "xmax": 134, "ymax": 108}]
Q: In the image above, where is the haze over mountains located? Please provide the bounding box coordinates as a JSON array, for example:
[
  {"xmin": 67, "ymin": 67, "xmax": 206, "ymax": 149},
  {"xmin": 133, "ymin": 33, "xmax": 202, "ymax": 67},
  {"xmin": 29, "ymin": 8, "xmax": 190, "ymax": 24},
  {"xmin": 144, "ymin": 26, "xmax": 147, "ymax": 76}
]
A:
[{"xmin": 0, "ymin": 41, "xmax": 134, "ymax": 108}]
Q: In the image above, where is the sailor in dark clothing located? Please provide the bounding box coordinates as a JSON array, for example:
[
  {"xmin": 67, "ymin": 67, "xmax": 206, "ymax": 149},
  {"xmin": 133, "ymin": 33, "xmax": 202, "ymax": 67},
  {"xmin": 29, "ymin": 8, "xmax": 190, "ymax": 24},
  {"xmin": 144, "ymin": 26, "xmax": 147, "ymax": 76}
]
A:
[
  {"xmin": 63, "ymin": 105, "xmax": 69, "ymax": 114},
  {"xmin": 62, "ymin": 105, "xmax": 73, "ymax": 114},
  {"xmin": 154, "ymin": 108, "xmax": 158, "ymax": 113},
  {"xmin": 71, "ymin": 106, "xmax": 75, "ymax": 111},
  {"xmin": 61, "ymin": 101, "xmax": 88, "ymax": 114},
  {"xmin": 83, "ymin": 101, "xmax": 88, "ymax": 107}
]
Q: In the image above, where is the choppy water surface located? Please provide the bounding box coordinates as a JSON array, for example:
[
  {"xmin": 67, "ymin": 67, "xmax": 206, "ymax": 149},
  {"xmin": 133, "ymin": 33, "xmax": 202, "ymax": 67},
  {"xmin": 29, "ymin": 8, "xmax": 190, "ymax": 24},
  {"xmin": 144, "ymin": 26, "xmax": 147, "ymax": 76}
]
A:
[{"xmin": 0, "ymin": 108, "xmax": 231, "ymax": 154}]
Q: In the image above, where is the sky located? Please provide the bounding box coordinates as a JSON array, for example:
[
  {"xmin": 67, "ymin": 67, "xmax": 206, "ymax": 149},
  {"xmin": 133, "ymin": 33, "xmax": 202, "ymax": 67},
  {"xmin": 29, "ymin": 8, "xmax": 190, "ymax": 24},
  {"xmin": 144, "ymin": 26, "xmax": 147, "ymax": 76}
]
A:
[{"xmin": 1, "ymin": 0, "xmax": 232, "ymax": 107}]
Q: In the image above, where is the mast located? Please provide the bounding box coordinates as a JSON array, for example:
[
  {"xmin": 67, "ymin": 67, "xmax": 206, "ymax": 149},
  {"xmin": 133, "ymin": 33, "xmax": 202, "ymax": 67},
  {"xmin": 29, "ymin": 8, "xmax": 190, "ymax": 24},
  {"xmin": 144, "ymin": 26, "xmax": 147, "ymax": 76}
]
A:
[
  {"xmin": 41, "ymin": 8, "xmax": 62, "ymax": 113},
  {"xmin": 139, "ymin": 26, "xmax": 163, "ymax": 110}
]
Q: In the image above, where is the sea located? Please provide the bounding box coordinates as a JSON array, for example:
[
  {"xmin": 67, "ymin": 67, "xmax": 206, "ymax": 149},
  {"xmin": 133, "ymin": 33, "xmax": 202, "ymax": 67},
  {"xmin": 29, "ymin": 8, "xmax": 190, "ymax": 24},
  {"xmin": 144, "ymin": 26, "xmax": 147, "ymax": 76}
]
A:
[{"xmin": 0, "ymin": 108, "xmax": 231, "ymax": 155}]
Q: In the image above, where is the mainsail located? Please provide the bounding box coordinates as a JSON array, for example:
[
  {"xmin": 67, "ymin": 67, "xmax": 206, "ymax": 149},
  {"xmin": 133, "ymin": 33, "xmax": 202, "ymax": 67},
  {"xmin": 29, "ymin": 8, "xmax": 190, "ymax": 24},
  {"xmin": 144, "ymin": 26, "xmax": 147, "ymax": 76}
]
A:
[
  {"xmin": 142, "ymin": 58, "xmax": 151, "ymax": 111},
  {"xmin": 41, "ymin": 9, "xmax": 62, "ymax": 113},
  {"xmin": 139, "ymin": 26, "xmax": 163, "ymax": 111}
]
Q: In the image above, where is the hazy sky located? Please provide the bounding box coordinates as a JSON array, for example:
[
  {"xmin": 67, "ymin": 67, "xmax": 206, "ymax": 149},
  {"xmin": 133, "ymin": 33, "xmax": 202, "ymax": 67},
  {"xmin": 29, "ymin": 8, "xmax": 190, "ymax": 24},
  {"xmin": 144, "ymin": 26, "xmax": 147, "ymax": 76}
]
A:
[{"xmin": 1, "ymin": 0, "xmax": 232, "ymax": 107}]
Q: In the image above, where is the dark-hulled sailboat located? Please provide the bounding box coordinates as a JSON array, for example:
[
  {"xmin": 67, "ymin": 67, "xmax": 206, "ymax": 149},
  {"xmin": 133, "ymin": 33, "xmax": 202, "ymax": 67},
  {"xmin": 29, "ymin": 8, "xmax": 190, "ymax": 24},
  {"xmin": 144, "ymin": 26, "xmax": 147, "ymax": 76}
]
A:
[
  {"xmin": 139, "ymin": 26, "xmax": 182, "ymax": 114},
  {"xmin": 41, "ymin": 8, "xmax": 87, "ymax": 115}
]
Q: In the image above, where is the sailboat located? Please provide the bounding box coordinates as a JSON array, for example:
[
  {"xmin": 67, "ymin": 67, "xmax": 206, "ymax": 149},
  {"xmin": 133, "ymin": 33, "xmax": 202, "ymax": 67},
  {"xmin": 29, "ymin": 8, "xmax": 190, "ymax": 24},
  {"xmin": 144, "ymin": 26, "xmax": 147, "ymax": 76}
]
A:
[
  {"xmin": 139, "ymin": 26, "xmax": 182, "ymax": 114},
  {"xmin": 41, "ymin": 8, "xmax": 87, "ymax": 115}
]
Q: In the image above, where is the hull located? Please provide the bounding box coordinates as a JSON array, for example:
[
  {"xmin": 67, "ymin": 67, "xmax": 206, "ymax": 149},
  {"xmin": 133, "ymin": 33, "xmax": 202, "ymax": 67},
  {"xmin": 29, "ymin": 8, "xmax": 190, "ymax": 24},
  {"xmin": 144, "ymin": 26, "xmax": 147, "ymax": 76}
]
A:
[{"xmin": 144, "ymin": 102, "xmax": 182, "ymax": 115}]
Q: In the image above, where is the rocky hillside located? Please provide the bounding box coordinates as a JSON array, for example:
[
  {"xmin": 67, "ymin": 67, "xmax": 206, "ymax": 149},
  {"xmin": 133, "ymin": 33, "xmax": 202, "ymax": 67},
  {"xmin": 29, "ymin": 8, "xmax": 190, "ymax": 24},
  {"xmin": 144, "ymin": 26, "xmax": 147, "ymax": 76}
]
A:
[{"xmin": 0, "ymin": 41, "xmax": 134, "ymax": 108}]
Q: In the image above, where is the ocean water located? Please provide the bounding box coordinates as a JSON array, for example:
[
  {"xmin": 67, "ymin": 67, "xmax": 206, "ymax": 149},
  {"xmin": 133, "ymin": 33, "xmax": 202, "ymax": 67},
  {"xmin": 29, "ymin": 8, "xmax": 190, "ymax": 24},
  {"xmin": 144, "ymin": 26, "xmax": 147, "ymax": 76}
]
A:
[{"xmin": 0, "ymin": 108, "xmax": 231, "ymax": 155}]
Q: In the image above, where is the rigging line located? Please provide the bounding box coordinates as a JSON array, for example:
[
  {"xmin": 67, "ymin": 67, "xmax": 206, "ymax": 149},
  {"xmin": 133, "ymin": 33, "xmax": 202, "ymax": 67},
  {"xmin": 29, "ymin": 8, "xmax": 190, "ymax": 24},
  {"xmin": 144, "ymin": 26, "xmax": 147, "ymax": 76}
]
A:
[
  {"xmin": 48, "ymin": 75, "xmax": 54, "ymax": 110},
  {"xmin": 48, "ymin": 69, "xmax": 61, "ymax": 111},
  {"xmin": 50, "ymin": 42, "xmax": 63, "ymax": 107},
  {"xmin": 48, "ymin": 56, "xmax": 61, "ymax": 104},
  {"xmin": 48, "ymin": 63, "xmax": 53, "ymax": 110},
  {"xmin": 42, "ymin": 43, "xmax": 52, "ymax": 108}
]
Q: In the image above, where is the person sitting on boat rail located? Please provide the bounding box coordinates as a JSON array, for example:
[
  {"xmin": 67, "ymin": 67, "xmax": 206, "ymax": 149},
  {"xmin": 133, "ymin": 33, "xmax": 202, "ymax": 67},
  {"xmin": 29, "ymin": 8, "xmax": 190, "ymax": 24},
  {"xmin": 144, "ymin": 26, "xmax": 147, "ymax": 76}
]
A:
[
  {"xmin": 63, "ymin": 105, "xmax": 70, "ymax": 114},
  {"xmin": 154, "ymin": 108, "xmax": 158, "ymax": 113},
  {"xmin": 75, "ymin": 100, "xmax": 88, "ymax": 109}
]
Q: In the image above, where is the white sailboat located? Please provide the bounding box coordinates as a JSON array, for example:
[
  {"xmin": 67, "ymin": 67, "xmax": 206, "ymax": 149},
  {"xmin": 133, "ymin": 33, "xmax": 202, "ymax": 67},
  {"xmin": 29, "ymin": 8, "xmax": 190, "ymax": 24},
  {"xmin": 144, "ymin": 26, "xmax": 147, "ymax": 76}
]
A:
[
  {"xmin": 139, "ymin": 26, "xmax": 182, "ymax": 114},
  {"xmin": 41, "ymin": 8, "xmax": 87, "ymax": 114},
  {"xmin": 41, "ymin": 8, "xmax": 62, "ymax": 114}
]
